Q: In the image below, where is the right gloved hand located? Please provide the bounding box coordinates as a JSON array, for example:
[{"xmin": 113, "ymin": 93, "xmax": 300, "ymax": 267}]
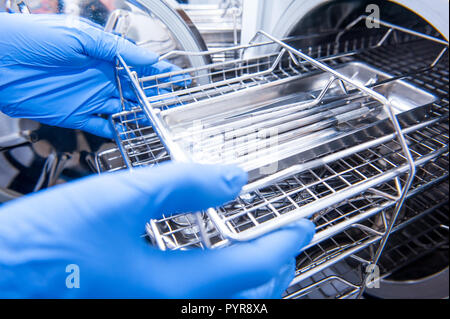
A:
[
  {"xmin": 0, "ymin": 13, "xmax": 189, "ymax": 139},
  {"xmin": 0, "ymin": 162, "xmax": 315, "ymax": 298}
]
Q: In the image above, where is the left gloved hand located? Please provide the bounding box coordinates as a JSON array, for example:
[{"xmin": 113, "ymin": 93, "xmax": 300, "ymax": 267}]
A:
[
  {"xmin": 0, "ymin": 13, "xmax": 188, "ymax": 139},
  {"xmin": 0, "ymin": 162, "xmax": 315, "ymax": 298}
]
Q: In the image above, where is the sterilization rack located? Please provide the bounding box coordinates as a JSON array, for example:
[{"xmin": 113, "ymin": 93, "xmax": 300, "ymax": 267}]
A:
[{"xmin": 99, "ymin": 16, "xmax": 448, "ymax": 297}]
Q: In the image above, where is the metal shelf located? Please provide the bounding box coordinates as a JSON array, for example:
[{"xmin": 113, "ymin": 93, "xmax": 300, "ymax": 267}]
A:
[{"xmin": 285, "ymin": 180, "xmax": 448, "ymax": 299}]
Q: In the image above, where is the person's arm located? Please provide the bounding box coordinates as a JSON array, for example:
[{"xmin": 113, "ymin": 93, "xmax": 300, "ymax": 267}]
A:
[{"xmin": 0, "ymin": 162, "xmax": 315, "ymax": 298}]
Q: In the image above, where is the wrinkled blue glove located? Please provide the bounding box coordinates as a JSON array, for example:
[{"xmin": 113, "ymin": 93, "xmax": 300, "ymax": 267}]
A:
[
  {"xmin": 0, "ymin": 13, "xmax": 188, "ymax": 139},
  {"xmin": 0, "ymin": 162, "xmax": 315, "ymax": 298}
]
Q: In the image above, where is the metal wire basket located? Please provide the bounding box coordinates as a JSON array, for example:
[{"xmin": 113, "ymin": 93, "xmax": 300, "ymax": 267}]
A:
[
  {"xmin": 99, "ymin": 15, "xmax": 448, "ymax": 297},
  {"xmin": 111, "ymin": 16, "xmax": 447, "ymax": 243}
]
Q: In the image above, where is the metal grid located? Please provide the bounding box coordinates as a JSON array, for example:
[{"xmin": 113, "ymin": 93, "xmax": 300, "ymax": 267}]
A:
[
  {"xmin": 110, "ymin": 108, "xmax": 171, "ymax": 169},
  {"xmin": 361, "ymin": 181, "xmax": 449, "ymax": 277},
  {"xmin": 285, "ymin": 127, "xmax": 448, "ymax": 291},
  {"xmin": 207, "ymin": 114, "xmax": 447, "ymax": 239},
  {"xmin": 285, "ymin": 179, "xmax": 449, "ymax": 299},
  {"xmin": 145, "ymin": 135, "xmax": 448, "ymax": 253},
  {"xmin": 146, "ymin": 212, "xmax": 225, "ymax": 250},
  {"xmin": 376, "ymin": 204, "xmax": 448, "ymax": 276},
  {"xmin": 133, "ymin": 51, "xmax": 315, "ymax": 110},
  {"xmin": 284, "ymin": 255, "xmax": 365, "ymax": 299},
  {"xmin": 284, "ymin": 154, "xmax": 448, "ymax": 288},
  {"xmin": 136, "ymin": 29, "xmax": 387, "ymax": 109}
]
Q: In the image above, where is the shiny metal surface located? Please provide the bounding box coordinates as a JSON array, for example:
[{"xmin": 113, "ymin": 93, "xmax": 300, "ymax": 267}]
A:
[
  {"xmin": 157, "ymin": 62, "xmax": 436, "ymax": 184},
  {"xmin": 0, "ymin": 115, "xmax": 33, "ymax": 149},
  {"xmin": 5, "ymin": 0, "xmax": 208, "ymax": 69},
  {"xmin": 178, "ymin": 0, "xmax": 242, "ymax": 62},
  {"xmin": 368, "ymin": 268, "xmax": 449, "ymax": 299}
]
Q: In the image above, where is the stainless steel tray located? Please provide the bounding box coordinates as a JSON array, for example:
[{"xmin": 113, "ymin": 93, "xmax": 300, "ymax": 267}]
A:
[{"xmin": 149, "ymin": 61, "xmax": 437, "ymax": 184}]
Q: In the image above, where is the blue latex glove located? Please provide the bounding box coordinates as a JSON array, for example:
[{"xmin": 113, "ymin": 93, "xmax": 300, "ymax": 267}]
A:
[
  {"xmin": 0, "ymin": 13, "xmax": 188, "ymax": 139},
  {"xmin": 0, "ymin": 163, "xmax": 315, "ymax": 298}
]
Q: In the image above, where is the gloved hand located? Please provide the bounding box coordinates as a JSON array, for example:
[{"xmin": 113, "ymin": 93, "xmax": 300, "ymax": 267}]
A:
[
  {"xmin": 0, "ymin": 13, "xmax": 188, "ymax": 139},
  {"xmin": 0, "ymin": 162, "xmax": 315, "ymax": 298}
]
